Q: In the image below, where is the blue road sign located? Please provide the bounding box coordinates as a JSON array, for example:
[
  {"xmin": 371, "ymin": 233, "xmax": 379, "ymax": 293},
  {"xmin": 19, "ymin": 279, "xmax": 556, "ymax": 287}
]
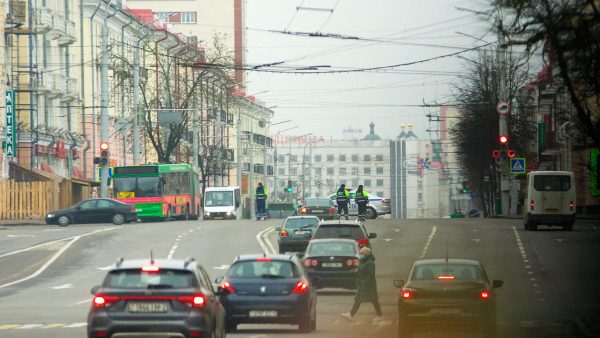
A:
[{"xmin": 510, "ymin": 158, "xmax": 526, "ymax": 175}]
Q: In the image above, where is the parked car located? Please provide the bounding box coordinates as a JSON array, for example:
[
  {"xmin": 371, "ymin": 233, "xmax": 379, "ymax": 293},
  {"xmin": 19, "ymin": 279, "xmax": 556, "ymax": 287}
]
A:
[
  {"xmin": 216, "ymin": 254, "xmax": 317, "ymax": 333},
  {"xmin": 302, "ymin": 238, "xmax": 360, "ymax": 290},
  {"xmin": 394, "ymin": 258, "xmax": 503, "ymax": 338},
  {"xmin": 276, "ymin": 216, "xmax": 320, "ymax": 253},
  {"xmin": 46, "ymin": 198, "xmax": 137, "ymax": 226},
  {"xmin": 87, "ymin": 257, "xmax": 226, "ymax": 338},
  {"xmin": 328, "ymin": 190, "xmax": 391, "ymax": 219},
  {"xmin": 312, "ymin": 221, "xmax": 377, "ymax": 248},
  {"xmin": 298, "ymin": 197, "xmax": 337, "ymax": 220}
]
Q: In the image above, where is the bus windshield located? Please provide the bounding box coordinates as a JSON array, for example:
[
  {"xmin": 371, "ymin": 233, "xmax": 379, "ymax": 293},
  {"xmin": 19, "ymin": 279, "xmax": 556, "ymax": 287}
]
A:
[
  {"xmin": 204, "ymin": 191, "xmax": 233, "ymax": 207},
  {"xmin": 114, "ymin": 177, "xmax": 161, "ymax": 197}
]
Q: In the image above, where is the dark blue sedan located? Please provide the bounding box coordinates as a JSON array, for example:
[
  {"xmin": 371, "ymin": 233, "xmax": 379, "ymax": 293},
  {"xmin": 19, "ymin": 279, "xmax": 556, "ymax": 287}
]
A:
[{"xmin": 216, "ymin": 254, "xmax": 317, "ymax": 333}]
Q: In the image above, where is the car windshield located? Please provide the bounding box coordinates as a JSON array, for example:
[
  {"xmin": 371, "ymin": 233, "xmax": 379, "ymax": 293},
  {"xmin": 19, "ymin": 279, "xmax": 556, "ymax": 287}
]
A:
[
  {"xmin": 284, "ymin": 218, "xmax": 319, "ymax": 229},
  {"xmin": 228, "ymin": 260, "xmax": 299, "ymax": 278},
  {"xmin": 204, "ymin": 191, "xmax": 233, "ymax": 207},
  {"xmin": 313, "ymin": 225, "xmax": 365, "ymax": 240},
  {"xmin": 412, "ymin": 264, "xmax": 482, "ymax": 281},
  {"xmin": 305, "ymin": 198, "xmax": 331, "ymax": 207},
  {"xmin": 105, "ymin": 269, "xmax": 195, "ymax": 289},
  {"xmin": 308, "ymin": 241, "xmax": 357, "ymax": 256},
  {"xmin": 113, "ymin": 177, "xmax": 160, "ymax": 198}
]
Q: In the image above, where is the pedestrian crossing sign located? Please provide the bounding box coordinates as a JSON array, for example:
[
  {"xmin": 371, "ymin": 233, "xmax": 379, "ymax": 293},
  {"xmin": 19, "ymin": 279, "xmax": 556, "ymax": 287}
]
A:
[{"xmin": 510, "ymin": 158, "xmax": 526, "ymax": 175}]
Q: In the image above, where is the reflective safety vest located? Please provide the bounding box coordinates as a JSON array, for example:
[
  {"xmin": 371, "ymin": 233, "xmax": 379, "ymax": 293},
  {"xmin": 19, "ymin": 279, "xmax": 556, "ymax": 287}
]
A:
[
  {"xmin": 256, "ymin": 187, "xmax": 268, "ymax": 200},
  {"xmin": 336, "ymin": 188, "xmax": 349, "ymax": 202},
  {"xmin": 355, "ymin": 189, "xmax": 369, "ymax": 203}
]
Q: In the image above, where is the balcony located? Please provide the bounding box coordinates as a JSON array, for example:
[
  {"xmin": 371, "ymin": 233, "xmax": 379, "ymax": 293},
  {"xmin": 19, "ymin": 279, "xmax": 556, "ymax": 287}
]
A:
[
  {"xmin": 33, "ymin": 8, "xmax": 53, "ymax": 33},
  {"xmin": 38, "ymin": 72, "xmax": 55, "ymax": 93},
  {"xmin": 47, "ymin": 14, "xmax": 66, "ymax": 40},
  {"xmin": 58, "ymin": 20, "xmax": 77, "ymax": 46},
  {"xmin": 46, "ymin": 73, "xmax": 63, "ymax": 98},
  {"xmin": 64, "ymin": 77, "xmax": 79, "ymax": 101}
]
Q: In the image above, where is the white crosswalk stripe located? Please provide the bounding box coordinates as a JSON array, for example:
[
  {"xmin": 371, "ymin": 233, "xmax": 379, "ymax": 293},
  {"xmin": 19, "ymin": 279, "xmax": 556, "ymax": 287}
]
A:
[{"xmin": 0, "ymin": 322, "xmax": 87, "ymax": 330}]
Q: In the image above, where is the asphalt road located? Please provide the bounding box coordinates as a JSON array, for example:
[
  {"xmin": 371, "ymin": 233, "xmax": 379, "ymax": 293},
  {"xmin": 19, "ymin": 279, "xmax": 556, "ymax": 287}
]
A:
[{"xmin": 0, "ymin": 217, "xmax": 599, "ymax": 338}]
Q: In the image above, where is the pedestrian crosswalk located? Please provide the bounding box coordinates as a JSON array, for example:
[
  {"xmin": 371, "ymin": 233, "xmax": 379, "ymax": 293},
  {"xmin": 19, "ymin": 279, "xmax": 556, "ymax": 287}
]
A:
[{"xmin": 0, "ymin": 323, "xmax": 86, "ymax": 330}]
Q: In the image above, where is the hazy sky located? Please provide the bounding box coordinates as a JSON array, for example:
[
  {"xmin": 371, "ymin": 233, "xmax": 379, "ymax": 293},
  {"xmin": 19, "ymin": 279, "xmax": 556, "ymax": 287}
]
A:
[{"xmin": 245, "ymin": 0, "xmax": 493, "ymax": 140}]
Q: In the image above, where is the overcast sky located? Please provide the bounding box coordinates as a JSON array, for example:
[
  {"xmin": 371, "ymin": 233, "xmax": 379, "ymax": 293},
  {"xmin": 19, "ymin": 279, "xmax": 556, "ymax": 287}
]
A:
[{"xmin": 245, "ymin": 0, "xmax": 494, "ymax": 140}]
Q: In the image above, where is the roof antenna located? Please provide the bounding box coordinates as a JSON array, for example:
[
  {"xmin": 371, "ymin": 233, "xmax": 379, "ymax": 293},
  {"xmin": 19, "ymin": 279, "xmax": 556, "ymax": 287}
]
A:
[{"xmin": 150, "ymin": 250, "xmax": 155, "ymax": 264}]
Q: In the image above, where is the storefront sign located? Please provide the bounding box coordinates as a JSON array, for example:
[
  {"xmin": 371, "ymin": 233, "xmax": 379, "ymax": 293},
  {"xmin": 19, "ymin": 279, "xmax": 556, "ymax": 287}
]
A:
[{"xmin": 4, "ymin": 90, "xmax": 16, "ymax": 158}]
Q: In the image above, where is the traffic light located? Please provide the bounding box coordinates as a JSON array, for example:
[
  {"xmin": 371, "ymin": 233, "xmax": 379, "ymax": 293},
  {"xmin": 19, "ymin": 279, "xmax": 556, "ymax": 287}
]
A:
[
  {"xmin": 492, "ymin": 150, "xmax": 501, "ymax": 158},
  {"xmin": 287, "ymin": 180, "xmax": 293, "ymax": 192},
  {"xmin": 506, "ymin": 149, "xmax": 515, "ymax": 158},
  {"xmin": 499, "ymin": 135, "xmax": 508, "ymax": 145},
  {"xmin": 99, "ymin": 141, "xmax": 109, "ymax": 166},
  {"xmin": 462, "ymin": 180, "xmax": 469, "ymax": 193}
]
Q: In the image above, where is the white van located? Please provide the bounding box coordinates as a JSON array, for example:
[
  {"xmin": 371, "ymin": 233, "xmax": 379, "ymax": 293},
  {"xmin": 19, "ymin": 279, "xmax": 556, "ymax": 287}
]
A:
[
  {"xmin": 524, "ymin": 171, "xmax": 575, "ymax": 231},
  {"xmin": 203, "ymin": 186, "xmax": 241, "ymax": 220}
]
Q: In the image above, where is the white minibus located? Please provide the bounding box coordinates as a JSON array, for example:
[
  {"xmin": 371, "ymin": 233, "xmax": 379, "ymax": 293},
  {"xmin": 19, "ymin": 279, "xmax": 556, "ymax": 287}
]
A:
[
  {"xmin": 203, "ymin": 186, "xmax": 241, "ymax": 220},
  {"xmin": 524, "ymin": 171, "xmax": 575, "ymax": 231}
]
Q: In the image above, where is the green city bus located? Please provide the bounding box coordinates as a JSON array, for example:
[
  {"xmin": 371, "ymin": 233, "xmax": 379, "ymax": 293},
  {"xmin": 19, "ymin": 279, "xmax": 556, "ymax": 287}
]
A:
[{"xmin": 113, "ymin": 163, "xmax": 201, "ymax": 221}]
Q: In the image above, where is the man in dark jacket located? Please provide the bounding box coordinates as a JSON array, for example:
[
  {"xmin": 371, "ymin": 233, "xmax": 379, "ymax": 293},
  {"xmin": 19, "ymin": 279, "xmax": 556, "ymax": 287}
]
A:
[
  {"xmin": 335, "ymin": 184, "xmax": 350, "ymax": 220},
  {"xmin": 341, "ymin": 247, "xmax": 382, "ymax": 322}
]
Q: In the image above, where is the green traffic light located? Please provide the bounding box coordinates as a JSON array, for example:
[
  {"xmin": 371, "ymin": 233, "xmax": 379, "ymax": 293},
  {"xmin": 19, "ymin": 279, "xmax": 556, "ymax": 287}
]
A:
[
  {"xmin": 463, "ymin": 188, "xmax": 468, "ymax": 193},
  {"xmin": 287, "ymin": 187, "xmax": 292, "ymax": 192}
]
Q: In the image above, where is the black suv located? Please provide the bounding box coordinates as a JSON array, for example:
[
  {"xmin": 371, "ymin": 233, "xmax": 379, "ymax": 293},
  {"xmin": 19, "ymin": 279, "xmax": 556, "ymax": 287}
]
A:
[
  {"xmin": 87, "ymin": 258, "xmax": 226, "ymax": 338},
  {"xmin": 312, "ymin": 221, "xmax": 377, "ymax": 248}
]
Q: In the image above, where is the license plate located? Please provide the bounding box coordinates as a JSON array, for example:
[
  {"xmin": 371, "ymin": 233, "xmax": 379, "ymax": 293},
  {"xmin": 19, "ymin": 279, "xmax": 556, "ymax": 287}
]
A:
[
  {"xmin": 295, "ymin": 230, "xmax": 311, "ymax": 235},
  {"xmin": 430, "ymin": 308, "xmax": 462, "ymax": 316},
  {"xmin": 311, "ymin": 210, "xmax": 323, "ymax": 213},
  {"xmin": 134, "ymin": 208, "xmax": 142, "ymax": 212},
  {"xmin": 249, "ymin": 310, "xmax": 278, "ymax": 318},
  {"xmin": 128, "ymin": 302, "xmax": 168, "ymax": 313},
  {"xmin": 322, "ymin": 262, "xmax": 342, "ymax": 268},
  {"xmin": 214, "ymin": 217, "xmax": 224, "ymax": 220}
]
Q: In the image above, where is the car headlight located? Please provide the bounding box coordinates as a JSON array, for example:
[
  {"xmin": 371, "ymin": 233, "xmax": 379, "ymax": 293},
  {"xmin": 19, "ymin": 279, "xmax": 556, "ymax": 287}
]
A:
[
  {"xmin": 226, "ymin": 211, "xmax": 233, "ymax": 215},
  {"xmin": 47, "ymin": 213, "xmax": 55, "ymax": 218},
  {"xmin": 204, "ymin": 211, "xmax": 210, "ymax": 216}
]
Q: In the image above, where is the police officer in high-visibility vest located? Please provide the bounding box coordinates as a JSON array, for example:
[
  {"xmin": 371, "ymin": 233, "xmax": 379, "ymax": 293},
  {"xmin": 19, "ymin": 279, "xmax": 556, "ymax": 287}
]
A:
[
  {"xmin": 355, "ymin": 185, "xmax": 369, "ymax": 219},
  {"xmin": 255, "ymin": 183, "xmax": 268, "ymax": 219},
  {"xmin": 336, "ymin": 184, "xmax": 350, "ymax": 220}
]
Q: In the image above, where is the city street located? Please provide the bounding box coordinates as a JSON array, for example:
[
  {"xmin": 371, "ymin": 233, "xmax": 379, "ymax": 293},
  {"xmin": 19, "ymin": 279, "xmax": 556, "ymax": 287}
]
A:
[{"xmin": 0, "ymin": 218, "xmax": 599, "ymax": 338}]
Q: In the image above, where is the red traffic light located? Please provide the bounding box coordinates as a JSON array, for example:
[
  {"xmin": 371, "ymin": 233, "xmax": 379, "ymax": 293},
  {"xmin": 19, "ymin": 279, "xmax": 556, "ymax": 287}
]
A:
[
  {"xmin": 499, "ymin": 135, "xmax": 508, "ymax": 144},
  {"xmin": 492, "ymin": 150, "xmax": 501, "ymax": 158},
  {"xmin": 100, "ymin": 141, "xmax": 109, "ymax": 151},
  {"xmin": 507, "ymin": 150, "xmax": 515, "ymax": 158}
]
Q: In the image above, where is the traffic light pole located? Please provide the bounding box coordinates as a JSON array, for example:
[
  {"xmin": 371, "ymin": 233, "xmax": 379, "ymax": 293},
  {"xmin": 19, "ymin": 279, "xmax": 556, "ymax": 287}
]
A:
[
  {"xmin": 99, "ymin": 4, "xmax": 113, "ymax": 199},
  {"xmin": 497, "ymin": 20, "xmax": 509, "ymax": 216}
]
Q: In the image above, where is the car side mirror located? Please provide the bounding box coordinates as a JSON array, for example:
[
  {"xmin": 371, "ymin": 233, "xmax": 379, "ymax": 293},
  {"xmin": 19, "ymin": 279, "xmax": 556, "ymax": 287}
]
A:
[
  {"xmin": 393, "ymin": 280, "xmax": 404, "ymax": 288},
  {"xmin": 368, "ymin": 232, "xmax": 377, "ymax": 239},
  {"xmin": 76, "ymin": 206, "xmax": 82, "ymax": 210},
  {"xmin": 275, "ymin": 227, "xmax": 281, "ymax": 232},
  {"xmin": 214, "ymin": 276, "xmax": 224, "ymax": 284},
  {"xmin": 492, "ymin": 280, "xmax": 503, "ymax": 288},
  {"xmin": 90, "ymin": 285, "xmax": 101, "ymax": 294}
]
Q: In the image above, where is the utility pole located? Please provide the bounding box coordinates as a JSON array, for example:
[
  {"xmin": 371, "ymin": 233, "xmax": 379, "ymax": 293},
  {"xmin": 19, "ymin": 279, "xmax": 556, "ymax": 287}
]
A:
[
  {"xmin": 192, "ymin": 76, "xmax": 199, "ymax": 173},
  {"xmin": 236, "ymin": 107, "xmax": 243, "ymax": 219},
  {"xmin": 249, "ymin": 119, "xmax": 255, "ymax": 217},
  {"xmin": 132, "ymin": 33, "xmax": 143, "ymax": 165},
  {"xmin": 497, "ymin": 19, "xmax": 509, "ymax": 215},
  {"xmin": 99, "ymin": 1, "xmax": 113, "ymax": 198}
]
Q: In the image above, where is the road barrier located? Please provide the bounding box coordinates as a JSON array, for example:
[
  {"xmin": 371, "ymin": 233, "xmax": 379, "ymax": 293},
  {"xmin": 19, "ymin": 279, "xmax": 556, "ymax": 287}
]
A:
[{"xmin": 0, "ymin": 180, "xmax": 52, "ymax": 220}]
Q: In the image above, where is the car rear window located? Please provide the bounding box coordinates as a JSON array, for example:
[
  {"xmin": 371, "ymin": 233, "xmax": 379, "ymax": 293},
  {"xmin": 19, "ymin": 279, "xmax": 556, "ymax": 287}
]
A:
[
  {"xmin": 105, "ymin": 269, "xmax": 195, "ymax": 289},
  {"xmin": 305, "ymin": 198, "xmax": 331, "ymax": 207},
  {"xmin": 533, "ymin": 175, "xmax": 571, "ymax": 191},
  {"xmin": 308, "ymin": 241, "xmax": 357, "ymax": 256},
  {"xmin": 228, "ymin": 260, "xmax": 299, "ymax": 278},
  {"xmin": 313, "ymin": 225, "xmax": 365, "ymax": 240},
  {"xmin": 284, "ymin": 218, "xmax": 319, "ymax": 229},
  {"xmin": 412, "ymin": 264, "xmax": 482, "ymax": 281}
]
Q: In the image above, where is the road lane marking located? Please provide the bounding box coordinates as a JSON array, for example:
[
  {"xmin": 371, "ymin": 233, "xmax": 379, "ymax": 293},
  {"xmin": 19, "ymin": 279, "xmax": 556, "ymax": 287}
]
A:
[
  {"xmin": 17, "ymin": 324, "xmax": 43, "ymax": 329},
  {"xmin": 213, "ymin": 264, "xmax": 230, "ymax": 270},
  {"xmin": 97, "ymin": 264, "xmax": 113, "ymax": 270},
  {"xmin": 418, "ymin": 226, "xmax": 437, "ymax": 259},
  {"xmin": 471, "ymin": 238, "xmax": 480, "ymax": 242},
  {"xmin": 383, "ymin": 238, "xmax": 393, "ymax": 242},
  {"xmin": 0, "ymin": 236, "xmax": 79, "ymax": 289},
  {"xmin": 0, "ymin": 227, "xmax": 117, "ymax": 259},
  {"xmin": 0, "ymin": 325, "xmax": 19, "ymax": 330},
  {"xmin": 70, "ymin": 298, "xmax": 91, "ymax": 306},
  {"xmin": 51, "ymin": 284, "xmax": 73, "ymax": 290},
  {"xmin": 6, "ymin": 234, "xmax": 36, "ymax": 238},
  {"xmin": 42, "ymin": 324, "xmax": 65, "ymax": 329},
  {"xmin": 264, "ymin": 228, "xmax": 276, "ymax": 254},
  {"xmin": 63, "ymin": 323, "xmax": 87, "ymax": 328},
  {"xmin": 256, "ymin": 227, "xmax": 276, "ymax": 254}
]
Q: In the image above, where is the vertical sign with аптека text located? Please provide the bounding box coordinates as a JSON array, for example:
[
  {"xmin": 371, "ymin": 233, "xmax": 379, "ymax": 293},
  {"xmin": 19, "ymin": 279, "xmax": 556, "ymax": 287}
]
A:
[{"xmin": 4, "ymin": 90, "xmax": 16, "ymax": 158}]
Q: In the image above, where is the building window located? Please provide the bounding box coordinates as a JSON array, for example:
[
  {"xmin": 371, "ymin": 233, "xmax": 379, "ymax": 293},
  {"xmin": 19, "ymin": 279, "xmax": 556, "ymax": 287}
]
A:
[
  {"xmin": 290, "ymin": 155, "xmax": 298, "ymax": 163},
  {"xmin": 364, "ymin": 179, "xmax": 371, "ymax": 187},
  {"xmin": 277, "ymin": 155, "xmax": 285, "ymax": 163},
  {"xmin": 376, "ymin": 179, "xmax": 384, "ymax": 187},
  {"xmin": 352, "ymin": 167, "xmax": 359, "ymax": 175},
  {"xmin": 303, "ymin": 155, "xmax": 310, "ymax": 163},
  {"xmin": 180, "ymin": 12, "xmax": 197, "ymax": 23},
  {"xmin": 352, "ymin": 179, "xmax": 359, "ymax": 186},
  {"xmin": 314, "ymin": 155, "xmax": 322, "ymax": 162},
  {"xmin": 156, "ymin": 12, "xmax": 171, "ymax": 22},
  {"xmin": 339, "ymin": 167, "xmax": 347, "ymax": 175},
  {"xmin": 278, "ymin": 168, "xmax": 285, "ymax": 175},
  {"xmin": 339, "ymin": 154, "xmax": 346, "ymax": 162},
  {"xmin": 376, "ymin": 167, "xmax": 384, "ymax": 175},
  {"xmin": 376, "ymin": 154, "xmax": 384, "ymax": 161},
  {"xmin": 351, "ymin": 154, "xmax": 359, "ymax": 162},
  {"xmin": 290, "ymin": 168, "xmax": 298, "ymax": 175},
  {"xmin": 364, "ymin": 167, "xmax": 371, "ymax": 175},
  {"xmin": 327, "ymin": 154, "xmax": 334, "ymax": 162},
  {"xmin": 327, "ymin": 167, "xmax": 334, "ymax": 175},
  {"xmin": 418, "ymin": 192, "xmax": 423, "ymax": 202},
  {"xmin": 364, "ymin": 154, "xmax": 371, "ymax": 162},
  {"xmin": 327, "ymin": 179, "xmax": 334, "ymax": 186},
  {"xmin": 376, "ymin": 191, "xmax": 384, "ymax": 197},
  {"xmin": 278, "ymin": 180, "xmax": 285, "ymax": 187},
  {"xmin": 314, "ymin": 167, "xmax": 322, "ymax": 175}
]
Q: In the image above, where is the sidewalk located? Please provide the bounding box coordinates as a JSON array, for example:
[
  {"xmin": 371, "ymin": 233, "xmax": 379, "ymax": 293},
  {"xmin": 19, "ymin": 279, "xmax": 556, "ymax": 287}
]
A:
[
  {"xmin": 0, "ymin": 220, "xmax": 45, "ymax": 227},
  {"xmin": 490, "ymin": 213, "xmax": 600, "ymax": 220}
]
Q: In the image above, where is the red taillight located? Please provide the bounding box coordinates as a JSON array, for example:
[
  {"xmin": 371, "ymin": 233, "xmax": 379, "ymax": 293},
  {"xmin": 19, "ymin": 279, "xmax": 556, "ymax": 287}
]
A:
[
  {"xmin": 219, "ymin": 280, "xmax": 235, "ymax": 294},
  {"xmin": 141, "ymin": 265, "xmax": 160, "ymax": 272},
  {"xmin": 292, "ymin": 280, "xmax": 310, "ymax": 294},
  {"xmin": 92, "ymin": 331, "xmax": 109, "ymax": 337},
  {"xmin": 93, "ymin": 294, "xmax": 120, "ymax": 308},
  {"xmin": 130, "ymin": 205, "xmax": 135, "ymax": 212},
  {"xmin": 437, "ymin": 275, "xmax": 455, "ymax": 280},
  {"xmin": 480, "ymin": 291, "xmax": 489, "ymax": 299},
  {"xmin": 402, "ymin": 289, "xmax": 415, "ymax": 299},
  {"xmin": 303, "ymin": 259, "xmax": 318, "ymax": 267},
  {"xmin": 380, "ymin": 199, "xmax": 389, "ymax": 203},
  {"xmin": 357, "ymin": 238, "xmax": 369, "ymax": 247},
  {"xmin": 257, "ymin": 257, "xmax": 272, "ymax": 262},
  {"xmin": 281, "ymin": 230, "xmax": 288, "ymax": 237},
  {"xmin": 190, "ymin": 331, "xmax": 205, "ymax": 337},
  {"xmin": 530, "ymin": 200, "xmax": 535, "ymax": 210},
  {"xmin": 329, "ymin": 207, "xmax": 335, "ymax": 214},
  {"xmin": 177, "ymin": 293, "xmax": 206, "ymax": 308},
  {"xmin": 301, "ymin": 207, "xmax": 307, "ymax": 214},
  {"xmin": 569, "ymin": 201, "xmax": 574, "ymax": 210}
]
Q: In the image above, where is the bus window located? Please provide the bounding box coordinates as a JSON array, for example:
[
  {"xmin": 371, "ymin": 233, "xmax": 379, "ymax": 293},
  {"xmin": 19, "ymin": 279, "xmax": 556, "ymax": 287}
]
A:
[{"xmin": 533, "ymin": 175, "xmax": 571, "ymax": 191}]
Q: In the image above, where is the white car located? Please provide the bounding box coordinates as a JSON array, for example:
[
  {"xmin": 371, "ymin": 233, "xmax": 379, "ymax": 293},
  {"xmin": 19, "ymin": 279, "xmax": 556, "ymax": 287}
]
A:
[{"xmin": 328, "ymin": 190, "xmax": 391, "ymax": 219}]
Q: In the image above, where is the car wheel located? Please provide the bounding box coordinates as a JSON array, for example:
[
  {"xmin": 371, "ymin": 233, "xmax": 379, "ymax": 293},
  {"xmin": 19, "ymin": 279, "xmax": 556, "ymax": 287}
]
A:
[
  {"xmin": 365, "ymin": 207, "xmax": 377, "ymax": 219},
  {"xmin": 57, "ymin": 215, "xmax": 70, "ymax": 227},
  {"xmin": 112, "ymin": 213, "xmax": 125, "ymax": 225},
  {"xmin": 225, "ymin": 321, "xmax": 236, "ymax": 333},
  {"xmin": 298, "ymin": 314, "xmax": 312, "ymax": 333}
]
